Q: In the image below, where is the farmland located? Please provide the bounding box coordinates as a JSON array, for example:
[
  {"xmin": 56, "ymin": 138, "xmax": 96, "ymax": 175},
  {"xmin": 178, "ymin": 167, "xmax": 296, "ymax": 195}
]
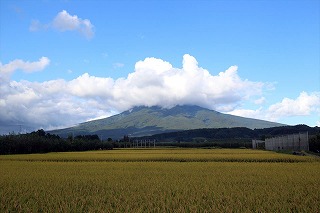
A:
[{"xmin": 1, "ymin": 149, "xmax": 319, "ymax": 212}]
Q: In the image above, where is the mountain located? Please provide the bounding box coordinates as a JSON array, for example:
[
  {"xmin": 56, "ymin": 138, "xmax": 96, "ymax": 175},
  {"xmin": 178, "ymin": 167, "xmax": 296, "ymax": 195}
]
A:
[{"xmin": 49, "ymin": 105, "xmax": 284, "ymax": 139}]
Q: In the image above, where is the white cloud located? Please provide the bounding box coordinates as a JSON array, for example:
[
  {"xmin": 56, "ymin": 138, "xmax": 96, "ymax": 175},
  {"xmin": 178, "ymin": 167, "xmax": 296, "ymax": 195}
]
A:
[
  {"xmin": 68, "ymin": 73, "xmax": 114, "ymax": 98},
  {"xmin": 0, "ymin": 57, "xmax": 50, "ymax": 80},
  {"xmin": 229, "ymin": 108, "xmax": 263, "ymax": 119},
  {"xmin": 52, "ymin": 10, "xmax": 94, "ymax": 39},
  {"xmin": 107, "ymin": 54, "xmax": 266, "ymax": 110},
  {"xmin": 267, "ymin": 92, "xmax": 320, "ymax": 120},
  {"xmin": 53, "ymin": 10, "xmax": 80, "ymax": 31},
  {"xmin": 30, "ymin": 10, "xmax": 94, "ymax": 39},
  {"xmin": 0, "ymin": 54, "xmax": 272, "ymax": 131},
  {"xmin": 229, "ymin": 92, "xmax": 320, "ymax": 123}
]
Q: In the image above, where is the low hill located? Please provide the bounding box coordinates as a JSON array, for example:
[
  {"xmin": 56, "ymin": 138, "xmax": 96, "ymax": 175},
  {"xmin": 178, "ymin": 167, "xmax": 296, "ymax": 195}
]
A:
[
  {"xmin": 135, "ymin": 124, "xmax": 320, "ymax": 142},
  {"xmin": 50, "ymin": 105, "xmax": 284, "ymax": 139}
]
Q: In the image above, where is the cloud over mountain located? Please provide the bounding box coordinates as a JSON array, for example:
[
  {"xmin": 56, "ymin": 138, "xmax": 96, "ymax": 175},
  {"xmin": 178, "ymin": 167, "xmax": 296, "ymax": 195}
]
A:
[
  {"xmin": 0, "ymin": 54, "xmax": 268, "ymax": 131},
  {"xmin": 1, "ymin": 54, "xmax": 319, "ymax": 133},
  {"xmin": 108, "ymin": 54, "xmax": 266, "ymax": 111}
]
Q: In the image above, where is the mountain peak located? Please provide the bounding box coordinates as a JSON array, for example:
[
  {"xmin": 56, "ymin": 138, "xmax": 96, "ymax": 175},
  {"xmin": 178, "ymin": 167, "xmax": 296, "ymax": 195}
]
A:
[
  {"xmin": 50, "ymin": 105, "xmax": 284, "ymax": 139},
  {"xmin": 128, "ymin": 104, "xmax": 215, "ymax": 113}
]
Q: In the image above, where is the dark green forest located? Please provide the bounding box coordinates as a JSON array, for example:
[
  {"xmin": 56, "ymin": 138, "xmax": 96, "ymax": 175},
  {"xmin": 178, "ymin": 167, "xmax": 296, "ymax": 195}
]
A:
[
  {"xmin": 133, "ymin": 125, "xmax": 320, "ymax": 152},
  {"xmin": 1, "ymin": 125, "xmax": 320, "ymax": 154},
  {"xmin": 0, "ymin": 129, "xmax": 113, "ymax": 155}
]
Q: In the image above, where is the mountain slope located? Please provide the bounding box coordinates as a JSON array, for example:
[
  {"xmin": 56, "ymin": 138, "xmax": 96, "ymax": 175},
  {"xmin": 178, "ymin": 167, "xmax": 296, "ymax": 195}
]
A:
[{"xmin": 50, "ymin": 105, "xmax": 284, "ymax": 139}]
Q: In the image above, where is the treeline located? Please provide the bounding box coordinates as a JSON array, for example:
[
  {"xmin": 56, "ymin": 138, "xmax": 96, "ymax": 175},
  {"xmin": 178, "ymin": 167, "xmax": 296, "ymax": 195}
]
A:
[
  {"xmin": 0, "ymin": 129, "xmax": 113, "ymax": 155},
  {"xmin": 134, "ymin": 125, "xmax": 320, "ymax": 152},
  {"xmin": 1, "ymin": 125, "xmax": 320, "ymax": 154},
  {"xmin": 136, "ymin": 125, "xmax": 320, "ymax": 141},
  {"xmin": 156, "ymin": 139, "xmax": 252, "ymax": 149}
]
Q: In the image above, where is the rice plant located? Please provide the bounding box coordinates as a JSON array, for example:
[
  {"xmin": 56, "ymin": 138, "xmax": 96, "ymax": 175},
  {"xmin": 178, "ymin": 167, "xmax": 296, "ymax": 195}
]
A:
[{"xmin": 1, "ymin": 149, "xmax": 319, "ymax": 212}]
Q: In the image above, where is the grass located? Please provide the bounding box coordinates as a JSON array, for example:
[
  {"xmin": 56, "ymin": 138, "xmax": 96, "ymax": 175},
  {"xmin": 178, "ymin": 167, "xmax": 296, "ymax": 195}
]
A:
[{"xmin": 1, "ymin": 148, "xmax": 319, "ymax": 212}]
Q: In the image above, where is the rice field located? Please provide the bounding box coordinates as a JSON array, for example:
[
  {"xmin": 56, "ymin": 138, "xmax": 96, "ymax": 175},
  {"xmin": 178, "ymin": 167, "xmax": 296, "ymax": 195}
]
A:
[{"xmin": 1, "ymin": 148, "xmax": 319, "ymax": 212}]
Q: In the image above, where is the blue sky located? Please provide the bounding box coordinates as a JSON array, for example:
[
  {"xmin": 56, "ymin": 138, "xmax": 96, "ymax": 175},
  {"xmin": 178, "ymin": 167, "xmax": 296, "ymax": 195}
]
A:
[{"xmin": 0, "ymin": 0, "xmax": 319, "ymax": 133}]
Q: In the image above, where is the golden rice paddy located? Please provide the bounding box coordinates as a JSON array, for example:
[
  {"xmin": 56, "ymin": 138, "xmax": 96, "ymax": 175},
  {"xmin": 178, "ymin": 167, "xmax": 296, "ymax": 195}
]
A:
[{"xmin": 1, "ymin": 148, "xmax": 319, "ymax": 212}]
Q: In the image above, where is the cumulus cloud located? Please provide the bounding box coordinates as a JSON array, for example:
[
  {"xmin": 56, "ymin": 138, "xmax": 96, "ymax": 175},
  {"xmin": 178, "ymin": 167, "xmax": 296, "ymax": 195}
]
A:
[
  {"xmin": 30, "ymin": 10, "xmax": 94, "ymax": 39},
  {"xmin": 0, "ymin": 57, "xmax": 50, "ymax": 81},
  {"xmin": 267, "ymin": 92, "xmax": 320, "ymax": 120},
  {"xmin": 229, "ymin": 108, "xmax": 263, "ymax": 119},
  {"xmin": 52, "ymin": 10, "xmax": 94, "ymax": 39},
  {"xmin": 229, "ymin": 92, "xmax": 320, "ymax": 123},
  {"xmin": 0, "ymin": 54, "xmax": 272, "ymax": 132},
  {"xmin": 0, "ymin": 78, "xmax": 112, "ymax": 133},
  {"xmin": 108, "ymin": 54, "xmax": 266, "ymax": 111}
]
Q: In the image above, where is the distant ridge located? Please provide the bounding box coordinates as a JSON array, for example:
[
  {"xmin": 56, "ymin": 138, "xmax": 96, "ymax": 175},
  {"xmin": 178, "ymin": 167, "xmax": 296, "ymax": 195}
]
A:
[{"xmin": 49, "ymin": 105, "xmax": 284, "ymax": 139}]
